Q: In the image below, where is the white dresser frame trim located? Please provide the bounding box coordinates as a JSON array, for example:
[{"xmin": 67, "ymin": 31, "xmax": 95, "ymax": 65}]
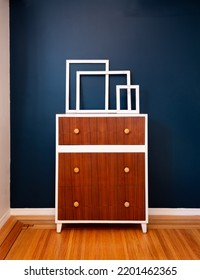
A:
[{"xmin": 55, "ymin": 113, "xmax": 148, "ymax": 233}]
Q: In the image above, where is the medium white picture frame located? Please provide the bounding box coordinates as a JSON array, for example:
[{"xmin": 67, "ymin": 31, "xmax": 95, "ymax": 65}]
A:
[{"xmin": 76, "ymin": 70, "xmax": 131, "ymax": 112}]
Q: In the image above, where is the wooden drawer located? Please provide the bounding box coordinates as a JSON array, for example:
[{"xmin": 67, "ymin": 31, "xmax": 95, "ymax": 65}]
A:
[
  {"xmin": 58, "ymin": 117, "xmax": 145, "ymax": 145},
  {"xmin": 58, "ymin": 153, "xmax": 145, "ymax": 221}
]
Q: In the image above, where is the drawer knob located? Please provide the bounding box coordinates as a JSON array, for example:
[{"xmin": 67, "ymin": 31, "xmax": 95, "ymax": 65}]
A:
[
  {"xmin": 124, "ymin": 167, "xmax": 130, "ymax": 173},
  {"xmin": 74, "ymin": 167, "xmax": 80, "ymax": 173},
  {"xmin": 74, "ymin": 128, "xmax": 80, "ymax": 134},
  {"xmin": 124, "ymin": 201, "xmax": 130, "ymax": 208},
  {"xmin": 73, "ymin": 201, "xmax": 79, "ymax": 208},
  {"xmin": 124, "ymin": 128, "xmax": 130, "ymax": 135}
]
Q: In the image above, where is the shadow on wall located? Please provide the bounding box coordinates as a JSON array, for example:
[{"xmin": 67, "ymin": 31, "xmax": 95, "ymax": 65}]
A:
[
  {"xmin": 124, "ymin": 0, "xmax": 200, "ymax": 17},
  {"xmin": 148, "ymin": 118, "xmax": 174, "ymax": 207}
]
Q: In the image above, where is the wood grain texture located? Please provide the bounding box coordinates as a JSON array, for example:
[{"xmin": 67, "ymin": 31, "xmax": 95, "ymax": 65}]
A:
[
  {"xmin": 58, "ymin": 153, "xmax": 145, "ymax": 221},
  {"xmin": 1, "ymin": 216, "xmax": 199, "ymax": 260},
  {"xmin": 0, "ymin": 216, "xmax": 17, "ymax": 246},
  {"xmin": 59, "ymin": 117, "xmax": 145, "ymax": 145},
  {"xmin": 0, "ymin": 220, "xmax": 24, "ymax": 260}
]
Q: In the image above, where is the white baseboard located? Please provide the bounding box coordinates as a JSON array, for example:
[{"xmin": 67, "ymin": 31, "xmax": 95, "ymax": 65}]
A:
[
  {"xmin": 10, "ymin": 208, "xmax": 55, "ymax": 216},
  {"xmin": 0, "ymin": 209, "xmax": 10, "ymax": 229},
  {"xmin": 10, "ymin": 208, "xmax": 200, "ymax": 217}
]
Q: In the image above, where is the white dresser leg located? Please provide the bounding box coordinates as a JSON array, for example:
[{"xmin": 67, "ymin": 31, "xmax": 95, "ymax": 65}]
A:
[
  {"xmin": 56, "ymin": 223, "xmax": 62, "ymax": 233},
  {"xmin": 141, "ymin": 223, "xmax": 147, "ymax": 233}
]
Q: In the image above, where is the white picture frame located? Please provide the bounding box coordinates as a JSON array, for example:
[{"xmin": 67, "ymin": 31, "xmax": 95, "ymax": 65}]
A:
[
  {"xmin": 76, "ymin": 70, "xmax": 131, "ymax": 112},
  {"xmin": 116, "ymin": 85, "xmax": 140, "ymax": 113},
  {"xmin": 66, "ymin": 60, "xmax": 109, "ymax": 112}
]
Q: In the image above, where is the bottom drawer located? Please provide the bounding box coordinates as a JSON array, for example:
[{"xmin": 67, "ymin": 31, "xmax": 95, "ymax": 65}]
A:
[{"xmin": 57, "ymin": 153, "xmax": 146, "ymax": 221}]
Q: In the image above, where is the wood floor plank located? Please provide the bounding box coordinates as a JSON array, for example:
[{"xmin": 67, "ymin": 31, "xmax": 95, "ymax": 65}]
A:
[
  {"xmin": 0, "ymin": 220, "xmax": 24, "ymax": 260},
  {"xmin": 0, "ymin": 216, "xmax": 18, "ymax": 246},
  {"xmin": 2, "ymin": 216, "xmax": 200, "ymax": 260},
  {"xmin": 149, "ymin": 215, "xmax": 200, "ymax": 229},
  {"xmin": 4, "ymin": 226, "xmax": 200, "ymax": 260}
]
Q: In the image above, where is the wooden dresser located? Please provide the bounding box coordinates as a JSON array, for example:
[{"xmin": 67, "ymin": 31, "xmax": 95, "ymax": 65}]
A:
[{"xmin": 55, "ymin": 114, "xmax": 148, "ymax": 233}]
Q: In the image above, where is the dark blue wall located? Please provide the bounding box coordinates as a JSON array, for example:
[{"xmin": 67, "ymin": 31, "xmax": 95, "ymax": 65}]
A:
[{"xmin": 10, "ymin": 0, "xmax": 200, "ymax": 208}]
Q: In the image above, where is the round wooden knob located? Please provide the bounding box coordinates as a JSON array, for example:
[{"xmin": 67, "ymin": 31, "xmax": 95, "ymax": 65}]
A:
[
  {"xmin": 74, "ymin": 167, "xmax": 80, "ymax": 173},
  {"xmin": 124, "ymin": 201, "xmax": 130, "ymax": 208},
  {"xmin": 124, "ymin": 167, "xmax": 130, "ymax": 173},
  {"xmin": 124, "ymin": 128, "xmax": 130, "ymax": 135},
  {"xmin": 74, "ymin": 128, "xmax": 80, "ymax": 134},
  {"xmin": 73, "ymin": 201, "xmax": 79, "ymax": 208}
]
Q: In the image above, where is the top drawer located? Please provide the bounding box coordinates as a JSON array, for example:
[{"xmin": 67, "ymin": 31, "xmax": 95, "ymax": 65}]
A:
[{"xmin": 58, "ymin": 116, "xmax": 145, "ymax": 145}]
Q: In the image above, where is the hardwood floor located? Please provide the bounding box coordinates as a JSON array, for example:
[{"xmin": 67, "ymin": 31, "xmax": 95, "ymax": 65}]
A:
[{"xmin": 0, "ymin": 216, "xmax": 200, "ymax": 260}]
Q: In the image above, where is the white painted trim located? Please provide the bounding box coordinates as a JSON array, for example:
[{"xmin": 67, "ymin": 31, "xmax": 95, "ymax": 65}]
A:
[
  {"xmin": 149, "ymin": 208, "xmax": 200, "ymax": 216},
  {"xmin": 55, "ymin": 219, "xmax": 147, "ymax": 224},
  {"xmin": 10, "ymin": 208, "xmax": 55, "ymax": 216},
  {"xmin": 57, "ymin": 113, "xmax": 146, "ymax": 117},
  {"xmin": 8, "ymin": 208, "xmax": 200, "ymax": 217},
  {"xmin": 0, "ymin": 209, "xmax": 10, "ymax": 229},
  {"xmin": 62, "ymin": 109, "xmax": 138, "ymax": 114},
  {"xmin": 145, "ymin": 115, "xmax": 148, "ymax": 222},
  {"xmin": 57, "ymin": 145, "xmax": 146, "ymax": 153}
]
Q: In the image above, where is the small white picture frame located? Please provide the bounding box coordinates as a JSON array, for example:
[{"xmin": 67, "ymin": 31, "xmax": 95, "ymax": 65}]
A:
[{"xmin": 116, "ymin": 85, "xmax": 140, "ymax": 113}]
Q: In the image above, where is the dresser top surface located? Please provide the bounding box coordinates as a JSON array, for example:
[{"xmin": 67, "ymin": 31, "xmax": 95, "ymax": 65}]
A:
[{"xmin": 56, "ymin": 113, "xmax": 148, "ymax": 118}]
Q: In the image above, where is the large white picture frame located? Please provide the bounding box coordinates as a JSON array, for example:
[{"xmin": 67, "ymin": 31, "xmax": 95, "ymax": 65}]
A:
[{"xmin": 66, "ymin": 59, "xmax": 109, "ymax": 112}]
